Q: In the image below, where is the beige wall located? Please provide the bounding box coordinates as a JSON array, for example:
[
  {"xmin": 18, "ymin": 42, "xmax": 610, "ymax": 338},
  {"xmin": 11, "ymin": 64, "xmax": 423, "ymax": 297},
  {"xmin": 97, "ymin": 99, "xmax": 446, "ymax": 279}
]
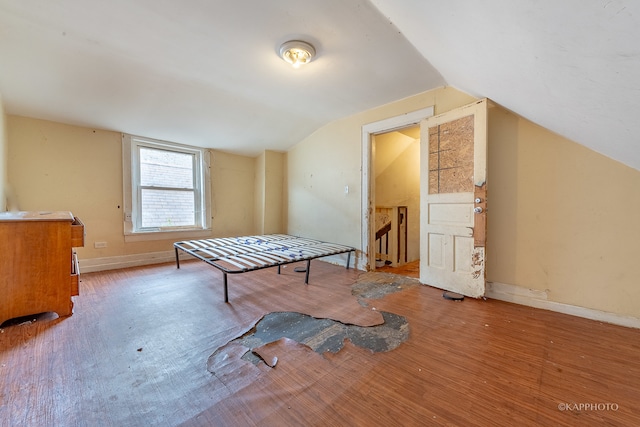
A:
[
  {"xmin": 287, "ymin": 86, "xmax": 640, "ymax": 318},
  {"xmin": 211, "ymin": 150, "xmax": 256, "ymax": 237},
  {"xmin": 374, "ymin": 131, "xmax": 420, "ymax": 261},
  {"xmin": 0, "ymin": 94, "xmax": 5, "ymax": 212},
  {"xmin": 254, "ymin": 150, "xmax": 284, "ymax": 234},
  {"xmin": 7, "ymin": 116, "xmax": 125, "ymax": 260},
  {"xmin": 287, "ymin": 86, "xmax": 475, "ymax": 248},
  {"xmin": 488, "ymin": 106, "xmax": 640, "ymax": 317},
  {"xmin": 263, "ymin": 150, "xmax": 284, "ymax": 234},
  {"xmin": 254, "ymin": 151, "xmax": 265, "ymax": 234},
  {"xmin": 7, "ymin": 115, "xmax": 256, "ymax": 260}
]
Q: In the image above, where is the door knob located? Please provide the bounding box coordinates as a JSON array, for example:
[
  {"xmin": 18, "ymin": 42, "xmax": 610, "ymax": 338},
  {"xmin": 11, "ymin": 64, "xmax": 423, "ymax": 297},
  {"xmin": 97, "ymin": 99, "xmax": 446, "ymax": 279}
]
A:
[{"xmin": 474, "ymin": 207, "xmax": 483, "ymax": 214}]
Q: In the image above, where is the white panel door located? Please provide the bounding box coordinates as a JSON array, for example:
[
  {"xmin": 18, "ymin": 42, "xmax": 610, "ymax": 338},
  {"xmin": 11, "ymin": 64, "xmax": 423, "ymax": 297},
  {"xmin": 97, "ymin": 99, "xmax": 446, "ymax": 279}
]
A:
[{"xmin": 419, "ymin": 99, "xmax": 488, "ymax": 297}]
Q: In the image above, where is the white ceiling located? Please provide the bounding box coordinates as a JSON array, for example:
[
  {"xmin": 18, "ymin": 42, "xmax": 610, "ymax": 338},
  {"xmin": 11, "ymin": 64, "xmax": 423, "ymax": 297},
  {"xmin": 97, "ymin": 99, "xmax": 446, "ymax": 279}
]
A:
[
  {"xmin": 0, "ymin": 0, "xmax": 443, "ymax": 156},
  {"xmin": 1, "ymin": 1, "xmax": 639, "ymax": 170}
]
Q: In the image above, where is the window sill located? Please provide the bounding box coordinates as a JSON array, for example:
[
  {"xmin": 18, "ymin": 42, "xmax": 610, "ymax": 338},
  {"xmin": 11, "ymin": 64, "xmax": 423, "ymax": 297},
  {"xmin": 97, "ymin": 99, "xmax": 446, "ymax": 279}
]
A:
[{"xmin": 124, "ymin": 228, "xmax": 212, "ymax": 243}]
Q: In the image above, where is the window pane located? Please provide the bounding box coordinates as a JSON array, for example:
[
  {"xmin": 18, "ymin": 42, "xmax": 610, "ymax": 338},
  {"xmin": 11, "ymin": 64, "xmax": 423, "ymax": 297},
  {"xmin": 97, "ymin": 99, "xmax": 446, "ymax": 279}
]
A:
[
  {"xmin": 140, "ymin": 147, "xmax": 194, "ymax": 188},
  {"xmin": 140, "ymin": 189, "xmax": 195, "ymax": 228}
]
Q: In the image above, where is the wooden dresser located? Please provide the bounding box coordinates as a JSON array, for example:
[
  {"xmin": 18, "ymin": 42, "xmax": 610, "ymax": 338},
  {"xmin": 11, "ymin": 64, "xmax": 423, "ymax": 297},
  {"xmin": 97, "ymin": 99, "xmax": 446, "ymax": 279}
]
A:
[{"xmin": 0, "ymin": 211, "xmax": 84, "ymax": 325}]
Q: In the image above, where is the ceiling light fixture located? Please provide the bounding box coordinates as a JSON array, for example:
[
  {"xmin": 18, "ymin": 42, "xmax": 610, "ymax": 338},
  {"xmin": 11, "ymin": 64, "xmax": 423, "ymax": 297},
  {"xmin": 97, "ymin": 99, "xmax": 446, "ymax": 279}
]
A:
[{"xmin": 279, "ymin": 40, "xmax": 316, "ymax": 68}]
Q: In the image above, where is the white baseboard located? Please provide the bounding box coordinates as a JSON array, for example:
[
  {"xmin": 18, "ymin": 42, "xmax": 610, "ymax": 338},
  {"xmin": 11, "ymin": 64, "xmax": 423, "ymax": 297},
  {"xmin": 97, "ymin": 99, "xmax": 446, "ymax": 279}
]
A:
[
  {"xmin": 79, "ymin": 250, "xmax": 187, "ymax": 273},
  {"xmin": 318, "ymin": 250, "xmax": 365, "ymax": 271},
  {"xmin": 486, "ymin": 281, "xmax": 640, "ymax": 329}
]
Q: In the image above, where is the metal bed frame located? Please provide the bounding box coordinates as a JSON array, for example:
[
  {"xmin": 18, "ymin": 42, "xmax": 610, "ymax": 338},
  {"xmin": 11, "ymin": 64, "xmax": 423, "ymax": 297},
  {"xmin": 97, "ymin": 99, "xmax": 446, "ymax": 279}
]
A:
[{"xmin": 174, "ymin": 234, "xmax": 356, "ymax": 302}]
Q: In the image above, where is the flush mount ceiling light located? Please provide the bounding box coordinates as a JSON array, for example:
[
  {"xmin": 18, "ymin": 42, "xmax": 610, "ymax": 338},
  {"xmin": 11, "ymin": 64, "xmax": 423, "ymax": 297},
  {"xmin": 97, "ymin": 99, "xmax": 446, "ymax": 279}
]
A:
[{"xmin": 279, "ymin": 40, "xmax": 316, "ymax": 68}]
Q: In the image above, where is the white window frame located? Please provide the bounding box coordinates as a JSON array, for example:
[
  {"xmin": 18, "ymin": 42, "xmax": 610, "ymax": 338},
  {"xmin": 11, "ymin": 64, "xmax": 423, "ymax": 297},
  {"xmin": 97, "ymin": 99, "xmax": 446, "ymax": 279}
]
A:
[{"xmin": 122, "ymin": 134, "xmax": 212, "ymax": 242}]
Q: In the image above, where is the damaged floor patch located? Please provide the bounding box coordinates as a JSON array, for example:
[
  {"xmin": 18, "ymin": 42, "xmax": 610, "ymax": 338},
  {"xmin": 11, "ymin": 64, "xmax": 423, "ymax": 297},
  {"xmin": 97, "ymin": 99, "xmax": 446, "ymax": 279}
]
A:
[
  {"xmin": 209, "ymin": 311, "xmax": 409, "ymax": 370},
  {"xmin": 352, "ymin": 272, "xmax": 421, "ymax": 304}
]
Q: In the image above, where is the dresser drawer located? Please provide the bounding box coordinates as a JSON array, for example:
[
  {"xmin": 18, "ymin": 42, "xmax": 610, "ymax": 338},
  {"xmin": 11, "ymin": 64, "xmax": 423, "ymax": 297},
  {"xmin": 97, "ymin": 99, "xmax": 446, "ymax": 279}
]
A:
[
  {"xmin": 70, "ymin": 251, "xmax": 80, "ymax": 296},
  {"xmin": 71, "ymin": 217, "xmax": 85, "ymax": 247}
]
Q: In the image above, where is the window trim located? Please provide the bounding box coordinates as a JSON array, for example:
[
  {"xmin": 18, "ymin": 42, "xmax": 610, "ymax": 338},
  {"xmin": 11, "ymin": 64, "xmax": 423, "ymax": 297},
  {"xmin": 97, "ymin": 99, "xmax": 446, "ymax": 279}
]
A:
[{"xmin": 122, "ymin": 134, "xmax": 211, "ymax": 242}]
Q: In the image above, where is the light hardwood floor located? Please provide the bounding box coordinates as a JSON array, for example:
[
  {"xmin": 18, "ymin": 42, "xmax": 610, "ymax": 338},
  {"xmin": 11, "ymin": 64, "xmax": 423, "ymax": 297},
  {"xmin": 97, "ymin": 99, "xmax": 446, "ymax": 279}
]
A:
[
  {"xmin": 1, "ymin": 260, "xmax": 639, "ymax": 426},
  {"xmin": 376, "ymin": 259, "xmax": 420, "ymax": 278}
]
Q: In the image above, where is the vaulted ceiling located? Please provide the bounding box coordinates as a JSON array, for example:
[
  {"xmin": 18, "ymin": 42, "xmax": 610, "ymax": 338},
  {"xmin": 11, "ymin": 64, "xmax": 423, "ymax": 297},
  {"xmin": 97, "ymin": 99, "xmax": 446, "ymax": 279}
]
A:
[
  {"xmin": 1, "ymin": 0, "xmax": 638, "ymax": 170},
  {"xmin": 371, "ymin": 0, "xmax": 640, "ymax": 171}
]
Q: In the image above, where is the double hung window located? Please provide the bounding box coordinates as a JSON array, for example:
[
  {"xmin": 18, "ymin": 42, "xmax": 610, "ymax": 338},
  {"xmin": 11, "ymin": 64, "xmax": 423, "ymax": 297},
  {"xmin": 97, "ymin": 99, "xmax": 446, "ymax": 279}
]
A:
[{"xmin": 123, "ymin": 135, "xmax": 211, "ymax": 240}]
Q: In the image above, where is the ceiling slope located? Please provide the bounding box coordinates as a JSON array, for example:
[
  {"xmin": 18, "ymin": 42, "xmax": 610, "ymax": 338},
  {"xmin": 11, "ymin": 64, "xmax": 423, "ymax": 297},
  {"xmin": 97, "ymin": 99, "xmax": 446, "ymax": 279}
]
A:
[
  {"xmin": 370, "ymin": 0, "xmax": 640, "ymax": 171},
  {"xmin": 0, "ymin": 0, "xmax": 444, "ymax": 155}
]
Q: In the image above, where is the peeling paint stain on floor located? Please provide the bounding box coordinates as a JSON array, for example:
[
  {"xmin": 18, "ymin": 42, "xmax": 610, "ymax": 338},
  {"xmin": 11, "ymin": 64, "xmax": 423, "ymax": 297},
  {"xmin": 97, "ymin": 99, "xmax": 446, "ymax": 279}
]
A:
[
  {"xmin": 208, "ymin": 310, "xmax": 409, "ymax": 372},
  {"xmin": 351, "ymin": 272, "xmax": 420, "ymax": 304},
  {"xmin": 208, "ymin": 272, "xmax": 419, "ymax": 374}
]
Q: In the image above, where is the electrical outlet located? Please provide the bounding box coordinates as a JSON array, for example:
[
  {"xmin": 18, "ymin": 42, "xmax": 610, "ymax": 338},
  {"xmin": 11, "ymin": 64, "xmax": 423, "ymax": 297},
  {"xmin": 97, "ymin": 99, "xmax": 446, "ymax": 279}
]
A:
[{"xmin": 94, "ymin": 241, "xmax": 107, "ymax": 249}]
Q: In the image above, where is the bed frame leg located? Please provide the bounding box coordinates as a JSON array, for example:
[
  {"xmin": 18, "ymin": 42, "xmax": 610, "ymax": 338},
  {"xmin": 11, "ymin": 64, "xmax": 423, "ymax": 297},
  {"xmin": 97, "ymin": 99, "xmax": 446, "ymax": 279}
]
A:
[
  {"xmin": 304, "ymin": 259, "xmax": 311, "ymax": 284},
  {"xmin": 277, "ymin": 265, "xmax": 281, "ymax": 275},
  {"xmin": 223, "ymin": 273, "xmax": 229, "ymax": 303},
  {"xmin": 346, "ymin": 250, "xmax": 352, "ymax": 269},
  {"xmin": 175, "ymin": 247, "xmax": 180, "ymax": 269}
]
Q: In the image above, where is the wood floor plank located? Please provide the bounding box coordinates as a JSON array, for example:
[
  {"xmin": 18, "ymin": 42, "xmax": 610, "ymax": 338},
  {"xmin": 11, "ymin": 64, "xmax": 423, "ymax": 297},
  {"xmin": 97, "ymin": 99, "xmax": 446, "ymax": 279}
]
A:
[{"xmin": 1, "ymin": 260, "xmax": 639, "ymax": 426}]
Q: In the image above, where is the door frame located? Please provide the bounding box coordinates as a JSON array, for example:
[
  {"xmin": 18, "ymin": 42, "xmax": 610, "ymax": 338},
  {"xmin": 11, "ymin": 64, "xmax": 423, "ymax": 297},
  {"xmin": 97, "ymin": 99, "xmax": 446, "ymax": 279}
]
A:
[{"xmin": 360, "ymin": 106, "xmax": 434, "ymax": 270}]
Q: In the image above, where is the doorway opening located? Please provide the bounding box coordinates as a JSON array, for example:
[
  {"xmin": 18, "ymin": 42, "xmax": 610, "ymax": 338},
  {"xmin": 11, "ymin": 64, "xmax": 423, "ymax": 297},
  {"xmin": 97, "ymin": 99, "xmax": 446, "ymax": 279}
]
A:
[
  {"xmin": 372, "ymin": 126, "xmax": 420, "ymax": 278},
  {"xmin": 361, "ymin": 106, "xmax": 434, "ymax": 280}
]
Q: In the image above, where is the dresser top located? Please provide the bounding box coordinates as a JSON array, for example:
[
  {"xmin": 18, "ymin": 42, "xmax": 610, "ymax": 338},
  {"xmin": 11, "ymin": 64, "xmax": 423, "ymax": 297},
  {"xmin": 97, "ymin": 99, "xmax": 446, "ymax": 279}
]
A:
[{"xmin": 0, "ymin": 211, "xmax": 75, "ymax": 222}]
